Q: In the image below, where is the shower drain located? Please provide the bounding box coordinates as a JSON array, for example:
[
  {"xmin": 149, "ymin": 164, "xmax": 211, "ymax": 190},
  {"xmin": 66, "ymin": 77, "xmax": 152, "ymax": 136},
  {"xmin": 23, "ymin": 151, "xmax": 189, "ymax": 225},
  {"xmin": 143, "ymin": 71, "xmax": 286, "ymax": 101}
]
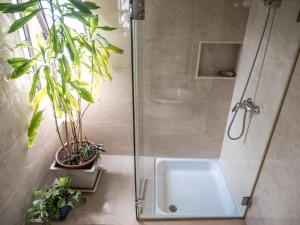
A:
[{"xmin": 169, "ymin": 204, "xmax": 177, "ymax": 212}]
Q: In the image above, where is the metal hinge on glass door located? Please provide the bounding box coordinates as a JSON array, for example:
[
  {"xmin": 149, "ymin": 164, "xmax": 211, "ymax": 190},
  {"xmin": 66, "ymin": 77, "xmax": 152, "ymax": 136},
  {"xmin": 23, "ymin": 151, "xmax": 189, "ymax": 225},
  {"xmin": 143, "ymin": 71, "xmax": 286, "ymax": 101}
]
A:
[
  {"xmin": 135, "ymin": 198, "xmax": 145, "ymax": 208},
  {"xmin": 242, "ymin": 196, "xmax": 252, "ymax": 206},
  {"xmin": 130, "ymin": 0, "xmax": 145, "ymax": 20},
  {"xmin": 135, "ymin": 178, "xmax": 147, "ymax": 213}
]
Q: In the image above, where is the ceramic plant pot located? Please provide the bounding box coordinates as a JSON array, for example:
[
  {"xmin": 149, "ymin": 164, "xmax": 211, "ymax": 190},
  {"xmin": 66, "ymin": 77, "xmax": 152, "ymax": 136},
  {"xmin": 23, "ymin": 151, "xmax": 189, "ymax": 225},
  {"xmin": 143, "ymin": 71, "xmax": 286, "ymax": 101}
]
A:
[
  {"xmin": 59, "ymin": 204, "xmax": 71, "ymax": 219},
  {"xmin": 50, "ymin": 157, "xmax": 100, "ymax": 189}
]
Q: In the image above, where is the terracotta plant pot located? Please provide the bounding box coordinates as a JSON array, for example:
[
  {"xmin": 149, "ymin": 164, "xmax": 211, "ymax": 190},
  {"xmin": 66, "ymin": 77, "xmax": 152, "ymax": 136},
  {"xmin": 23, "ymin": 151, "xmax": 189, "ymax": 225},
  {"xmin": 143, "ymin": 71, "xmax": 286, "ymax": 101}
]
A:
[{"xmin": 55, "ymin": 141, "xmax": 98, "ymax": 169}]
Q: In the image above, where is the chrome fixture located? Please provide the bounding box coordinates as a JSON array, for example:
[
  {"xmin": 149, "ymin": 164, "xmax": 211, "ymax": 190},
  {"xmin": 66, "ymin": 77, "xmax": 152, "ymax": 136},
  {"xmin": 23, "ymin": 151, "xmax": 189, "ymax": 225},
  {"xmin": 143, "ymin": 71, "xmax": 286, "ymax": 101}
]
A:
[
  {"xmin": 227, "ymin": 0, "xmax": 280, "ymax": 141},
  {"xmin": 169, "ymin": 205, "xmax": 178, "ymax": 213},
  {"xmin": 232, "ymin": 98, "xmax": 260, "ymax": 114},
  {"xmin": 135, "ymin": 179, "xmax": 147, "ymax": 212},
  {"xmin": 228, "ymin": 98, "xmax": 260, "ymax": 140},
  {"xmin": 242, "ymin": 196, "xmax": 253, "ymax": 206},
  {"xmin": 264, "ymin": 0, "xmax": 281, "ymax": 8},
  {"xmin": 130, "ymin": 0, "xmax": 145, "ymax": 20}
]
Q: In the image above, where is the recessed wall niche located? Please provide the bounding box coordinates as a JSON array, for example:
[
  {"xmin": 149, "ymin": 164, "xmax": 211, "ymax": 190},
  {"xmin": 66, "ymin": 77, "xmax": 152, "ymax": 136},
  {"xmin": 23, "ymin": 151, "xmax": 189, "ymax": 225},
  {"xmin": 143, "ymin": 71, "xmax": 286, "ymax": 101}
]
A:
[{"xmin": 196, "ymin": 42, "xmax": 242, "ymax": 79}]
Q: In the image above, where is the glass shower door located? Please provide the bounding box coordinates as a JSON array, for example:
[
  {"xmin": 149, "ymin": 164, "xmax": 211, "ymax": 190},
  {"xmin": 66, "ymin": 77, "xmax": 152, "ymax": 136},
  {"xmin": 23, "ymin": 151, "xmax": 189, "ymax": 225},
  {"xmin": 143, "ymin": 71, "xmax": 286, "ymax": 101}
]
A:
[
  {"xmin": 130, "ymin": 0, "xmax": 284, "ymax": 220},
  {"xmin": 130, "ymin": 0, "xmax": 251, "ymax": 219}
]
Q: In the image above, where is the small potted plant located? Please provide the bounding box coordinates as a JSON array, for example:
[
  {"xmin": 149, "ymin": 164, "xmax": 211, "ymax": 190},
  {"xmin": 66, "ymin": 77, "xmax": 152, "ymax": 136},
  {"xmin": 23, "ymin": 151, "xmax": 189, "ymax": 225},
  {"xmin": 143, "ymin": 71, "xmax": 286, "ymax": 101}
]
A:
[
  {"xmin": 0, "ymin": 0, "xmax": 123, "ymax": 188},
  {"xmin": 27, "ymin": 176, "xmax": 86, "ymax": 225}
]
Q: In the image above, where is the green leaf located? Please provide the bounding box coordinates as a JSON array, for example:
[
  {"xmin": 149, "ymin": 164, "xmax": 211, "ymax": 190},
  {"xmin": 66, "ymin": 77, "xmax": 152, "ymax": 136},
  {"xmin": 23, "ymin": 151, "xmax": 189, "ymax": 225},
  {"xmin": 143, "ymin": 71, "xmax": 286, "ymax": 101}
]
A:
[
  {"xmin": 98, "ymin": 35, "xmax": 124, "ymax": 54},
  {"xmin": 50, "ymin": 24, "xmax": 60, "ymax": 58},
  {"xmin": 43, "ymin": 67, "xmax": 53, "ymax": 97},
  {"xmin": 61, "ymin": 22, "xmax": 80, "ymax": 64},
  {"xmin": 29, "ymin": 68, "xmax": 41, "ymax": 102},
  {"xmin": 89, "ymin": 16, "xmax": 98, "ymax": 35},
  {"xmin": 67, "ymin": 201, "xmax": 75, "ymax": 208},
  {"xmin": 31, "ymin": 87, "xmax": 47, "ymax": 111},
  {"xmin": 98, "ymin": 26, "xmax": 117, "ymax": 31},
  {"xmin": 32, "ymin": 190, "xmax": 41, "ymax": 198},
  {"xmin": 62, "ymin": 55, "xmax": 71, "ymax": 82},
  {"xmin": 73, "ymin": 32, "xmax": 92, "ymax": 52},
  {"xmin": 0, "ymin": 3, "xmax": 12, "ymax": 12},
  {"xmin": 61, "ymin": 98, "xmax": 74, "ymax": 121},
  {"xmin": 3, "ymin": 0, "xmax": 39, "ymax": 13},
  {"xmin": 63, "ymin": 11, "xmax": 89, "ymax": 25},
  {"xmin": 58, "ymin": 58, "xmax": 66, "ymax": 93},
  {"xmin": 10, "ymin": 54, "xmax": 40, "ymax": 79},
  {"xmin": 35, "ymin": 34, "xmax": 45, "ymax": 58},
  {"xmin": 82, "ymin": 1, "xmax": 100, "ymax": 10},
  {"xmin": 8, "ymin": 9, "xmax": 41, "ymax": 33},
  {"xmin": 69, "ymin": 0, "xmax": 92, "ymax": 15},
  {"xmin": 68, "ymin": 189, "xmax": 75, "ymax": 194},
  {"xmin": 43, "ymin": 191, "xmax": 51, "ymax": 199},
  {"xmin": 72, "ymin": 79, "xmax": 90, "ymax": 87},
  {"xmin": 7, "ymin": 57, "xmax": 28, "ymax": 68},
  {"xmin": 50, "ymin": 208, "xmax": 60, "ymax": 219},
  {"xmin": 65, "ymin": 89, "xmax": 79, "ymax": 110},
  {"xmin": 58, "ymin": 177, "xmax": 71, "ymax": 188},
  {"xmin": 32, "ymin": 199, "xmax": 42, "ymax": 207},
  {"xmin": 65, "ymin": 43, "xmax": 74, "ymax": 62},
  {"xmin": 57, "ymin": 198, "xmax": 66, "ymax": 208},
  {"xmin": 16, "ymin": 43, "xmax": 38, "ymax": 52},
  {"xmin": 52, "ymin": 95, "xmax": 63, "ymax": 118},
  {"xmin": 70, "ymin": 81, "xmax": 94, "ymax": 103},
  {"xmin": 28, "ymin": 110, "xmax": 44, "ymax": 148}
]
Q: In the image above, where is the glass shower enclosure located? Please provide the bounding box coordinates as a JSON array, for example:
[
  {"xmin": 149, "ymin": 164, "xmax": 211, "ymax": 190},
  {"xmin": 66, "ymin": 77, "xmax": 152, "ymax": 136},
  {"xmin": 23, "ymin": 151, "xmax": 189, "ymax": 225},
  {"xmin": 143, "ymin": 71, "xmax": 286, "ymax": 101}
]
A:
[{"xmin": 130, "ymin": 0, "xmax": 281, "ymax": 220}]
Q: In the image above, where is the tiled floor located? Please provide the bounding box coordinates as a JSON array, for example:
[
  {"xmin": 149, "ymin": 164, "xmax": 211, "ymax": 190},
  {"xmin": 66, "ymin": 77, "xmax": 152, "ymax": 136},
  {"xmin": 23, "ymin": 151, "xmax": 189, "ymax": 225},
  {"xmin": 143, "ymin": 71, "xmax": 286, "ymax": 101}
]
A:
[{"xmin": 50, "ymin": 155, "xmax": 245, "ymax": 225}]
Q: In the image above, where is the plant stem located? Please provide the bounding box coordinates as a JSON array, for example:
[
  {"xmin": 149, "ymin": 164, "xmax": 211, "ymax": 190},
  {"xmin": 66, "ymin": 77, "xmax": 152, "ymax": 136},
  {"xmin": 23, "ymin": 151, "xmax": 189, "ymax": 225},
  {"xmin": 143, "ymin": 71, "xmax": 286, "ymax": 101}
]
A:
[
  {"xmin": 78, "ymin": 98, "xmax": 83, "ymax": 147},
  {"xmin": 52, "ymin": 104, "xmax": 64, "ymax": 148},
  {"xmin": 71, "ymin": 121, "xmax": 79, "ymax": 152},
  {"xmin": 49, "ymin": 0, "xmax": 55, "ymax": 25},
  {"xmin": 38, "ymin": 0, "xmax": 50, "ymax": 32},
  {"xmin": 81, "ymin": 103, "xmax": 91, "ymax": 121},
  {"xmin": 64, "ymin": 111, "xmax": 71, "ymax": 153}
]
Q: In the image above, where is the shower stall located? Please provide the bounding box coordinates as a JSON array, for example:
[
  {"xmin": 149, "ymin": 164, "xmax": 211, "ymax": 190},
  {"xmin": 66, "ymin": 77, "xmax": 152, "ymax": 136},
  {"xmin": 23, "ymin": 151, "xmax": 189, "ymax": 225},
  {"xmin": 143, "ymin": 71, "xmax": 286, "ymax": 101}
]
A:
[{"xmin": 130, "ymin": 0, "xmax": 284, "ymax": 219}]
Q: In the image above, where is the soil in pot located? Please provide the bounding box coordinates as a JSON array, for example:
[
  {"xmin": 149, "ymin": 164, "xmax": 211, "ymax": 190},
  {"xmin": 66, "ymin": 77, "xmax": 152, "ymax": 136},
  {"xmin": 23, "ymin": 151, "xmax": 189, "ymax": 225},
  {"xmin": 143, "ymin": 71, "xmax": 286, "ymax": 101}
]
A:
[{"xmin": 56, "ymin": 141, "xmax": 103, "ymax": 169}]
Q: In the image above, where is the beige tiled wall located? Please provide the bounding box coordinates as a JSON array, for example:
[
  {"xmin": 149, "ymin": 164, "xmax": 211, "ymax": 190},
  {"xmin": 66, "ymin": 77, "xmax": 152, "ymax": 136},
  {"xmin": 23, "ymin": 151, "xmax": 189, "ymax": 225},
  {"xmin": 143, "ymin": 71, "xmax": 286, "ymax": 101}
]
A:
[
  {"xmin": 0, "ymin": 13, "xmax": 62, "ymax": 225},
  {"xmin": 141, "ymin": 0, "xmax": 250, "ymax": 158},
  {"xmin": 81, "ymin": 0, "xmax": 250, "ymax": 158},
  {"xmin": 220, "ymin": 0, "xmax": 300, "ymax": 216},
  {"xmin": 82, "ymin": 0, "xmax": 133, "ymax": 155},
  {"xmin": 246, "ymin": 47, "xmax": 300, "ymax": 225}
]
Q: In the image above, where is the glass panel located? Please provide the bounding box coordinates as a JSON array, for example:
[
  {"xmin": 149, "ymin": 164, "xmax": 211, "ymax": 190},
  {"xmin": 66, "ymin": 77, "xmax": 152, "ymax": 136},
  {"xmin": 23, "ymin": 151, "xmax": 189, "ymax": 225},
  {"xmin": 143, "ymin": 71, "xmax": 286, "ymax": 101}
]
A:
[
  {"xmin": 131, "ymin": 18, "xmax": 145, "ymax": 218},
  {"xmin": 131, "ymin": 0, "xmax": 251, "ymax": 219},
  {"xmin": 220, "ymin": 0, "xmax": 298, "ymax": 217},
  {"xmin": 131, "ymin": 0, "xmax": 290, "ymax": 220}
]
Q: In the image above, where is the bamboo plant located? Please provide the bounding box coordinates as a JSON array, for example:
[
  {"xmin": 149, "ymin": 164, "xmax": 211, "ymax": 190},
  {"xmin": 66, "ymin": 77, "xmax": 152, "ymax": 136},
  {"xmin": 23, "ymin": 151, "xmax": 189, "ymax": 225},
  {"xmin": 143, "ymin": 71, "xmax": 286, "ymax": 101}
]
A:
[{"xmin": 0, "ymin": 0, "xmax": 123, "ymax": 165}]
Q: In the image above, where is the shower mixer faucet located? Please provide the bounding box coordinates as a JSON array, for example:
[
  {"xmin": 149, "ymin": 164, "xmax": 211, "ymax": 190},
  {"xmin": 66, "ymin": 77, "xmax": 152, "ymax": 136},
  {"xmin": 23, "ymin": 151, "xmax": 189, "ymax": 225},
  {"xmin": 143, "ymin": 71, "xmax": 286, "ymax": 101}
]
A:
[
  {"xmin": 227, "ymin": 98, "xmax": 260, "ymax": 140},
  {"xmin": 226, "ymin": 0, "xmax": 279, "ymax": 141},
  {"xmin": 232, "ymin": 98, "xmax": 260, "ymax": 114}
]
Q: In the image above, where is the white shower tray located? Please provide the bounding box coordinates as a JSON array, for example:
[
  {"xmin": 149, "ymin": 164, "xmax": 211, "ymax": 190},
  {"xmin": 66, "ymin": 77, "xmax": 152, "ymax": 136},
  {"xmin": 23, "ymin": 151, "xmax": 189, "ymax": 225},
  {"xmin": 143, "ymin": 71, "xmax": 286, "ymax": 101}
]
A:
[{"xmin": 155, "ymin": 158, "xmax": 241, "ymax": 218}]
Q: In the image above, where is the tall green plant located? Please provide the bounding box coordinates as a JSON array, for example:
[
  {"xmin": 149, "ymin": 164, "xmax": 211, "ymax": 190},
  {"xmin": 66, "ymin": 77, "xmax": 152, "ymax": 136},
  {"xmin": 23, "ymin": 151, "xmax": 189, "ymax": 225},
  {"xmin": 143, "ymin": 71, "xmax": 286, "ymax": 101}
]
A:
[{"xmin": 0, "ymin": 1, "xmax": 123, "ymax": 153}]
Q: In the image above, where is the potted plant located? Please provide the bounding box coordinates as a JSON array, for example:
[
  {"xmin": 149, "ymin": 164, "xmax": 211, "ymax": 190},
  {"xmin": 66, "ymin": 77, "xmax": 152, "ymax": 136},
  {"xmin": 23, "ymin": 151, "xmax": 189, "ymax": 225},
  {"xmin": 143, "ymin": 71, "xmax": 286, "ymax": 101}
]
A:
[
  {"xmin": 0, "ymin": 1, "xmax": 123, "ymax": 188},
  {"xmin": 27, "ymin": 176, "xmax": 85, "ymax": 225},
  {"xmin": 49, "ymin": 141, "xmax": 105, "ymax": 189}
]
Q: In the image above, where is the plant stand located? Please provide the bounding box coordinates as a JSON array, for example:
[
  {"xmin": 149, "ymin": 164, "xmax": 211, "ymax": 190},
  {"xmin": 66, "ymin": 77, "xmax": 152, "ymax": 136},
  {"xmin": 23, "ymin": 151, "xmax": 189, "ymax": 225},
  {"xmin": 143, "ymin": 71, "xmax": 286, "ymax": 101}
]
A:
[{"xmin": 50, "ymin": 158, "xmax": 102, "ymax": 190}]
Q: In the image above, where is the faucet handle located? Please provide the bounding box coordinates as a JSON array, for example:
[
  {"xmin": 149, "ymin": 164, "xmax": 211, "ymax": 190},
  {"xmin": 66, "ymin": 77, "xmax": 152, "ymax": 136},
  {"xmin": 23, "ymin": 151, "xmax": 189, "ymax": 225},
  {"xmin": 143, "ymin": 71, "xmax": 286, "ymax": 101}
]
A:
[{"xmin": 232, "ymin": 102, "xmax": 243, "ymax": 112}]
